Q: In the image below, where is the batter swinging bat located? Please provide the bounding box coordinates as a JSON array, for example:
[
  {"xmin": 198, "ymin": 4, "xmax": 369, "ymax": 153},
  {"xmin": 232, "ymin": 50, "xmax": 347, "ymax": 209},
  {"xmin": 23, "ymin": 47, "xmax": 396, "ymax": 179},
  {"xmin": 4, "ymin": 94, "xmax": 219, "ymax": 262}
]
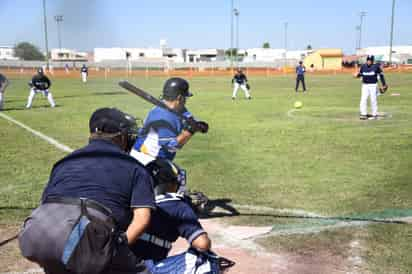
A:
[{"xmin": 118, "ymin": 80, "xmax": 208, "ymax": 133}]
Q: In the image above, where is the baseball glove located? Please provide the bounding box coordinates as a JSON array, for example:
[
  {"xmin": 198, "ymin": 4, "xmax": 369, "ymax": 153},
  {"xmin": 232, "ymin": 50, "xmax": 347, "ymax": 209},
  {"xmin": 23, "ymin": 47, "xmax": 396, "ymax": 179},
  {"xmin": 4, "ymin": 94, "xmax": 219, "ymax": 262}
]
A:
[
  {"xmin": 196, "ymin": 121, "xmax": 209, "ymax": 134},
  {"xmin": 379, "ymin": 85, "xmax": 388, "ymax": 94},
  {"xmin": 186, "ymin": 191, "xmax": 214, "ymax": 217},
  {"xmin": 246, "ymin": 83, "xmax": 251, "ymax": 90}
]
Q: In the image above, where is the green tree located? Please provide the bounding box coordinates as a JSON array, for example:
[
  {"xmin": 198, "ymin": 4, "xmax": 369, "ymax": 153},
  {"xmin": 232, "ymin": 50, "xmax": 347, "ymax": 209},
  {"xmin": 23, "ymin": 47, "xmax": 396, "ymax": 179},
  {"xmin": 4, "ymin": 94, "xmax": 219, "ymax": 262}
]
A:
[
  {"xmin": 262, "ymin": 42, "xmax": 271, "ymax": 48},
  {"xmin": 14, "ymin": 42, "xmax": 45, "ymax": 61},
  {"xmin": 306, "ymin": 44, "xmax": 312, "ymax": 50},
  {"xmin": 225, "ymin": 48, "xmax": 238, "ymax": 57}
]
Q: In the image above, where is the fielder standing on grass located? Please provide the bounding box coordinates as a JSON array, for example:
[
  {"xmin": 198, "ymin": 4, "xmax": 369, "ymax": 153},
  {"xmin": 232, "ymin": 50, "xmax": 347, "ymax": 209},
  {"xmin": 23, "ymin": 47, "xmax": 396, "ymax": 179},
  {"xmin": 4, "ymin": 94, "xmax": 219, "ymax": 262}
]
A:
[
  {"xmin": 26, "ymin": 68, "xmax": 56, "ymax": 109},
  {"xmin": 0, "ymin": 73, "xmax": 9, "ymax": 111},
  {"xmin": 232, "ymin": 69, "xmax": 251, "ymax": 100},
  {"xmin": 354, "ymin": 55, "xmax": 388, "ymax": 120},
  {"xmin": 295, "ymin": 61, "xmax": 307, "ymax": 92},
  {"xmin": 81, "ymin": 64, "xmax": 88, "ymax": 83}
]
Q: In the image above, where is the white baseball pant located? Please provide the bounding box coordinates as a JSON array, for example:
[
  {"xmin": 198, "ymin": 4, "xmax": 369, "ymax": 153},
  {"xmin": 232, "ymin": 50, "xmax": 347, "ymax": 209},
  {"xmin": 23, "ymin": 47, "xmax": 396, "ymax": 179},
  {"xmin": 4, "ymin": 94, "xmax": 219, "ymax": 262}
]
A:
[
  {"xmin": 232, "ymin": 83, "xmax": 250, "ymax": 98},
  {"xmin": 26, "ymin": 88, "xmax": 56, "ymax": 108},
  {"xmin": 0, "ymin": 92, "xmax": 4, "ymax": 110},
  {"xmin": 81, "ymin": 72, "xmax": 87, "ymax": 83},
  {"xmin": 360, "ymin": 83, "xmax": 378, "ymax": 116}
]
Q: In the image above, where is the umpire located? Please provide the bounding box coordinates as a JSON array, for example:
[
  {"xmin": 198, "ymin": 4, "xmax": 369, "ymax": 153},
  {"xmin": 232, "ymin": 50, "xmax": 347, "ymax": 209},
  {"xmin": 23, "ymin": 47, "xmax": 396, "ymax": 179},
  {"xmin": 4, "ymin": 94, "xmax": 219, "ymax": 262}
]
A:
[
  {"xmin": 19, "ymin": 107, "xmax": 155, "ymax": 274},
  {"xmin": 295, "ymin": 61, "xmax": 307, "ymax": 92}
]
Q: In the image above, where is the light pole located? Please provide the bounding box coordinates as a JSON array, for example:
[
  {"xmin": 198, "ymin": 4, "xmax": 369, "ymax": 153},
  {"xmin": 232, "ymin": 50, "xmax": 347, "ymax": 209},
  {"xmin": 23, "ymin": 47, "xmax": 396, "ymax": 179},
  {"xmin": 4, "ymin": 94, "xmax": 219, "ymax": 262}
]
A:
[
  {"xmin": 54, "ymin": 15, "xmax": 63, "ymax": 49},
  {"xmin": 42, "ymin": 0, "xmax": 49, "ymax": 68},
  {"xmin": 230, "ymin": 0, "xmax": 234, "ymax": 70},
  {"xmin": 358, "ymin": 11, "xmax": 367, "ymax": 50},
  {"xmin": 234, "ymin": 8, "xmax": 239, "ymax": 66},
  {"xmin": 389, "ymin": 0, "xmax": 396, "ymax": 64},
  {"xmin": 284, "ymin": 22, "xmax": 288, "ymax": 68}
]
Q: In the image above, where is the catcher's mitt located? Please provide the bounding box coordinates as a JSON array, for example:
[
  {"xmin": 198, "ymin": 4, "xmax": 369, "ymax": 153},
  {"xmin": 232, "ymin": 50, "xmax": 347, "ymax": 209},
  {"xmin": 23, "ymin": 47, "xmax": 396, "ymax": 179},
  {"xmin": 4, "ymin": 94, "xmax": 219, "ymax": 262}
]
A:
[
  {"xmin": 186, "ymin": 191, "xmax": 214, "ymax": 217},
  {"xmin": 379, "ymin": 85, "xmax": 388, "ymax": 94}
]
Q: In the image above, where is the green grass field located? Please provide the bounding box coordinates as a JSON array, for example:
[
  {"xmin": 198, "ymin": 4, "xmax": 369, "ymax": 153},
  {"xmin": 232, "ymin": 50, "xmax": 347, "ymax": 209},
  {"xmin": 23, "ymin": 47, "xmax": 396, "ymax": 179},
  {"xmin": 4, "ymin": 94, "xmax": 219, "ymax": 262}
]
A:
[{"xmin": 1, "ymin": 72, "xmax": 412, "ymax": 272}]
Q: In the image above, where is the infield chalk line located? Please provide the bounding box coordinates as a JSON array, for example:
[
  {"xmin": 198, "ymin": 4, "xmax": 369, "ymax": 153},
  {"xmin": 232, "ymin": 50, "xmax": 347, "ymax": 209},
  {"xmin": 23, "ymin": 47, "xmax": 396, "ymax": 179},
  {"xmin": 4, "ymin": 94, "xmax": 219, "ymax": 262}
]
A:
[{"xmin": 0, "ymin": 112, "xmax": 73, "ymax": 153}]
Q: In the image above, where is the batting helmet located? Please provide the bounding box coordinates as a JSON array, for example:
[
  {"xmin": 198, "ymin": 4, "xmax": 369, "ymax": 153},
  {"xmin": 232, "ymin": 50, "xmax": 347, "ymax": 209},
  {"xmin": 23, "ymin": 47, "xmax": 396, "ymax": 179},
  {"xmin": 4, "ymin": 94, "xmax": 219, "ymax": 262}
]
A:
[
  {"xmin": 37, "ymin": 68, "xmax": 44, "ymax": 74},
  {"xmin": 366, "ymin": 55, "xmax": 375, "ymax": 62},
  {"xmin": 162, "ymin": 77, "xmax": 193, "ymax": 100}
]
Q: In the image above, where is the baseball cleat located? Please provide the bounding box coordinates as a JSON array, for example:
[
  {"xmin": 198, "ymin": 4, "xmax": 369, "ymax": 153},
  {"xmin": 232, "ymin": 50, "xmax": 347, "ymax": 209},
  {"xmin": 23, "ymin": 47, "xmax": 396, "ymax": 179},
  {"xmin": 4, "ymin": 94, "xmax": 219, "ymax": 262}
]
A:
[{"xmin": 359, "ymin": 115, "xmax": 368, "ymax": 120}]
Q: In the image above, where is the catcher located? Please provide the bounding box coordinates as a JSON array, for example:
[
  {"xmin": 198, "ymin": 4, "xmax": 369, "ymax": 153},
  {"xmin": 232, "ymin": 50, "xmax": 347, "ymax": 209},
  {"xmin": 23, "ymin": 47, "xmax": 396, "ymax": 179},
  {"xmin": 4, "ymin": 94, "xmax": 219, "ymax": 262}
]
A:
[
  {"xmin": 354, "ymin": 55, "xmax": 388, "ymax": 120},
  {"xmin": 131, "ymin": 158, "xmax": 235, "ymax": 274},
  {"xmin": 26, "ymin": 68, "xmax": 56, "ymax": 109}
]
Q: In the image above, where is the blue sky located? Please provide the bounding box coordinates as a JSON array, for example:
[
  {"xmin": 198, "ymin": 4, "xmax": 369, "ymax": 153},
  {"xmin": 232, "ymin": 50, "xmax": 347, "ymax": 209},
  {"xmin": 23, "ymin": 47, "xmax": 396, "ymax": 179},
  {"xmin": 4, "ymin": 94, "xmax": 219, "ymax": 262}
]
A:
[{"xmin": 1, "ymin": 0, "xmax": 411, "ymax": 54}]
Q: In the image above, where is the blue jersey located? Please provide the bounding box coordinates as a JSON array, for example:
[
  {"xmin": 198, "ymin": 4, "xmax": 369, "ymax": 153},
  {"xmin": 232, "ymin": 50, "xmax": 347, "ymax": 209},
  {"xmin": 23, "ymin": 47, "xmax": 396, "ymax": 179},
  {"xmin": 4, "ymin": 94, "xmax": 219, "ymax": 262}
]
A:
[
  {"xmin": 130, "ymin": 193, "xmax": 205, "ymax": 262},
  {"xmin": 296, "ymin": 65, "xmax": 305, "ymax": 76},
  {"xmin": 132, "ymin": 106, "xmax": 187, "ymax": 160},
  {"xmin": 357, "ymin": 64, "xmax": 386, "ymax": 85},
  {"xmin": 81, "ymin": 66, "xmax": 88, "ymax": 73}
]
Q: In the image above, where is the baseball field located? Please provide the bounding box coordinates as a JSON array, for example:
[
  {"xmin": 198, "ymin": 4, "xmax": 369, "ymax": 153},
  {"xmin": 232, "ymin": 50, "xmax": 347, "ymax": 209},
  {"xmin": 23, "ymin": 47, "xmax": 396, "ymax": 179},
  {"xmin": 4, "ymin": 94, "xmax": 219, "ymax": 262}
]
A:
[{"xmin": 1, "ymin": 72, "xmax": 412, "ymax": 273}]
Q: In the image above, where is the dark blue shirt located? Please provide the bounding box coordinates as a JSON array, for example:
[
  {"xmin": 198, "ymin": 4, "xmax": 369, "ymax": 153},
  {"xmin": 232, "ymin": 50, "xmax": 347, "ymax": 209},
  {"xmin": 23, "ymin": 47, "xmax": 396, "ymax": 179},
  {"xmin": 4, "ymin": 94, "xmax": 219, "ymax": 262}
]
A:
[
  {"xmin": 357, "ymin": 63, "xmax": 386, "ymax": 85},
  {"xmin": 41, "ymin": 139, "xmax": 155, "ymax": 230},
  {"xmin": 130, "ymin": 193, "xmax": 205, "ymax": 262},
  {"xmin": 81, "ymin": 66, "xmax": 88, "ymax": 73},
  {"xmin": 296, "ymin": 65, "xmax": 305, "ymax": 76},
  {"xmin": 233, "ymin": 73, "xmax": 247, "ymax": 84},
  {"xmin": 31, "ymin": 74, "xmax": 51, "ymax": 90}
]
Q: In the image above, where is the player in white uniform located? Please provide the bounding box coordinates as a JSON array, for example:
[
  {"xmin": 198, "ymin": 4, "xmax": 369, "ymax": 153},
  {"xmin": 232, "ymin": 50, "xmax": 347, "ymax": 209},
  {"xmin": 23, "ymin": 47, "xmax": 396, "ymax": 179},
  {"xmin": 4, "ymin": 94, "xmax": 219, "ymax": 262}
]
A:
[
  {"xmin": 0, "ymin": 73, "xmax": 9, "ymax": 111},
  {"xmin": 232, "ymin": 69, "xmax": 251, "ymax": 100},
  {"xmin": 354, "ymin": 55, "xmax": 388, "ymax": 120},
  {"xmin": 81, "ymin": 64, "xmax": 88, "ymax": 83},
  {"xmin": 26, "ymin": 68, "xmax": 56, "ymax": 109}
]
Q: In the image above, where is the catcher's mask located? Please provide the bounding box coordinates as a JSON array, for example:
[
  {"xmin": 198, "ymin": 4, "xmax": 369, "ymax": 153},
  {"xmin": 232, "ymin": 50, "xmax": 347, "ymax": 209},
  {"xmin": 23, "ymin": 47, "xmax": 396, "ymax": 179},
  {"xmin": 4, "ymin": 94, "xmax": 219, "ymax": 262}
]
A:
[
  {"xmin": 89, "ymin": 107, "xmax": 138, "ymax": 152},
  {"xmin": 146, "ymin": 159, "xmax": 186, "ymax": 194}
]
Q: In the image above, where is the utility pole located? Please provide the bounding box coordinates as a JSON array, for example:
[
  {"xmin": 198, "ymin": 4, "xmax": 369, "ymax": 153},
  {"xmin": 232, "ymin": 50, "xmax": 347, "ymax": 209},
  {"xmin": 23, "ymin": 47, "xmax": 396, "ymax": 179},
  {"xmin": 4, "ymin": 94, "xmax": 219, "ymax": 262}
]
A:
[
  {"xmin": 389, "ymin": 0, "xmax": 396, "ymax": 64},
  {"xmin": 284, "ymin": 22, "xmax": 288, "ymax": 68},
  {"xmin": 42, "ymin": 0, "xmax": 49, "ymax": 68},
  {"xmin": 358, "ymin": 11, "xmax": 367, "ymax": 50},
  {"xmin": 54, "ymin": 15, "xmax": 63, "ymax": 49}
]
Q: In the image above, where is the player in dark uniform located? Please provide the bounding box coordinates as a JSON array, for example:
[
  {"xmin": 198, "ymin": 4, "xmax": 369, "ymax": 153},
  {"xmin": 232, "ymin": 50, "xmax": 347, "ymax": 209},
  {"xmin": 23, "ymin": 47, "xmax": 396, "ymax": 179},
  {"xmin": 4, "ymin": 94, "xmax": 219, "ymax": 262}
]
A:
[
  {"xmin": 0, "ymin": 73, "xmax": 9, "ymax": 111},
  {"xmin": 354, "ymin": 55, "xmax": 388, "ymax": 120},
  {"xmin": 295, "ymin": 61, "xmax": 306, "ymax": 92},
  {"xmin": 131, "ymin": 158, "xmax": 234, "ymax": 274},
  {"xmin": 231, "ymin": 69, "xmax": 251, "ymax": 100},
  {"xmin": 81, "ymin": 64, "xmax": 88, "ymax": 83},
  {"xmin": 26, "ymin": 68, "xmax": 56, "ymax": 109}
]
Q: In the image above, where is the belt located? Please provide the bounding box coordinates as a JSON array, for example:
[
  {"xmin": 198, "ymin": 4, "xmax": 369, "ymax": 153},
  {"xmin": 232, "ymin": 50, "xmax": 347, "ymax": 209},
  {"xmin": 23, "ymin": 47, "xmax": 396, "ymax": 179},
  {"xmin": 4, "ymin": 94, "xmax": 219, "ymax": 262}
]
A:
[
  {"xmin": 43, "ymin": 196, "xmax": 113, "ymax": 220},
  {"xmin": 140, "ymin": 233, "xmax": 172, "ymax": 249}
]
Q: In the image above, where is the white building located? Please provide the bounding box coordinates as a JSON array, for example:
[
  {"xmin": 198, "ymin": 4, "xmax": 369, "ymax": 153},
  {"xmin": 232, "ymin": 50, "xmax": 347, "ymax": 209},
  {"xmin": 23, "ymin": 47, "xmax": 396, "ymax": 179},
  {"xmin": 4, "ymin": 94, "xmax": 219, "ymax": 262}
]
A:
[
  {"xmin": 51, "ymin": 48, "xmax": 88, "ymax": 61},
  {"xmin": 185, "ymin": 49, "xmax": 225, "ymax": 63},
  {"xmin": 0, "ymin": 46, "xmax": 18, "ymax": 60},
  {"xmin": 94, "ymin": 47, "xmax": 186, "ymax": 63},
  {"xmin": 356, "ymin": 46, "xmax": 412, "ymax": 63},
  {"xmin": 243, "ymin": 48, "xmax": 311, "ymax": 62}
]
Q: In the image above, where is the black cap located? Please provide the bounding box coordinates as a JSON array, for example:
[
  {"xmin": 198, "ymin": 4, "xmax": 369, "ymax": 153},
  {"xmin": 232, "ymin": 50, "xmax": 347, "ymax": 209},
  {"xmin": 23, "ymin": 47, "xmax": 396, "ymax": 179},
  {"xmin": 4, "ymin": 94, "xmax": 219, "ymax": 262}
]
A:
[
  {"xmin": 162, "ymin": 77, "xmax": 193, "ymax": 99},
  {"xmin": 89, "ymin": 107, "xmax": 136, "ymax": 134},
  {"xmin": 366, "ymin": 55, "xmax": 375, "ymax": 62}
]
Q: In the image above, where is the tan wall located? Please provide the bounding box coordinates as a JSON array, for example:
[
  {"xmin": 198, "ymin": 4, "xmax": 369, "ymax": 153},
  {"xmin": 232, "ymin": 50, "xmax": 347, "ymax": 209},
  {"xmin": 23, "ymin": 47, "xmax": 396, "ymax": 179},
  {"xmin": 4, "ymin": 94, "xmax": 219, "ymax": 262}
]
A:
[
  {"xmin": 323, "ymin": 57, "xmax": 342, "ymax": 69},
  {"xmin": 303, "ymin": 52, "xmax": 322, "ymax": 69}
]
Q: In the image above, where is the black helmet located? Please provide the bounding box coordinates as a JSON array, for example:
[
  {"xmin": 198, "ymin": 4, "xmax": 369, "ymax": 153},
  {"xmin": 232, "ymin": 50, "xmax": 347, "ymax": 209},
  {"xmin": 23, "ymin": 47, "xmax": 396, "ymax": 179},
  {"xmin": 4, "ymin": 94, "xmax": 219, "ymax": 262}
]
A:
[
  {"xmin": 162, "ymin": 77, "xmax": 193, "ymax": 100},
  {"xmin": 146, "ymin": 159, "xmax": 184, "ymax": 188},
  {"xmin": 366, "ymin": 55, "xmax": 375, "ymax": 62},
  {"xmin": 37, "ymin": 67, "xmax": 44, "ymax": 74}
]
